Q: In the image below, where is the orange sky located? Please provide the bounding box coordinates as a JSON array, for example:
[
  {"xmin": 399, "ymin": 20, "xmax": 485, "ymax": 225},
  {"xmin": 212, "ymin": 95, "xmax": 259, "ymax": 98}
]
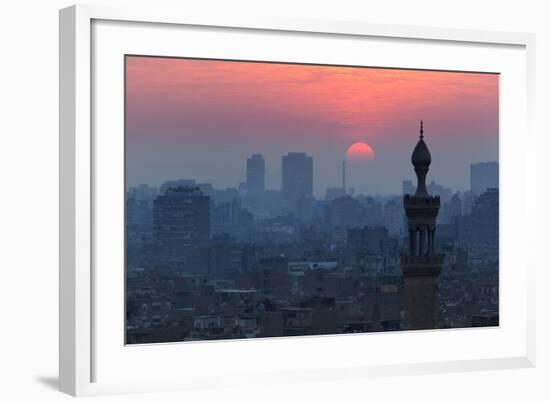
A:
[{"xmin": 125, "ymin": 56, "xmax": 499, "ymax": 195}]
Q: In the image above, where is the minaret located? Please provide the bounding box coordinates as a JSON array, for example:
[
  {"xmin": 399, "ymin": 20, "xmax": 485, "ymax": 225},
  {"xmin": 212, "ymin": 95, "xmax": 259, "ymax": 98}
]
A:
[{"xmin": 401, "ymin": 121, "xmax": 444, "ymax": 330}]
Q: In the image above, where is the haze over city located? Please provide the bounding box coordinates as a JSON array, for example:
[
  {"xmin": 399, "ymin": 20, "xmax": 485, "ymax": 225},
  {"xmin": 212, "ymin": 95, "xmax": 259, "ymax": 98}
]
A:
[
  {"xmin": 124, "ymin": 56, "xmax": 499, "ymax": 343},
  {"xmin": 125, "ymin": 56, "xmax": 499, "ymax": 197}
]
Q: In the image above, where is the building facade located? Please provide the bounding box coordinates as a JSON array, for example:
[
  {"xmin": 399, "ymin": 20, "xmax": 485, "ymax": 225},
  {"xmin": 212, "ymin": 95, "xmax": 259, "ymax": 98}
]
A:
[
  {"xmin": 246, "ymin": 154, "xmax": 265, "ymax": 195},
  {"xmin": 383, "ymin": 198, "xmax": 405, "ymax": 238},
  {"xmin": 463, "ymin": 188, "xmax": 499, "ymax": 252},
  {"xmin": 281, "ymin": 152, "xmax": 313, "ymax": 202},
  {"xmin": 153, "ymin": 186, "xmax": 210, "ymax": 253}
]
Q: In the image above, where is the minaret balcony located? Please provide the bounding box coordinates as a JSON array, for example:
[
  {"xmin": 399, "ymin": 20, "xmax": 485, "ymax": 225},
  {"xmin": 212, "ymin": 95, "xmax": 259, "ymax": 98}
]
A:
[
  {"xmin": 400, "ymin": 254, "xmax": 444, "ymax": 277},
  {"xmin": 403, "ymin": 194, "xmax": 440, "ymax": 206}
]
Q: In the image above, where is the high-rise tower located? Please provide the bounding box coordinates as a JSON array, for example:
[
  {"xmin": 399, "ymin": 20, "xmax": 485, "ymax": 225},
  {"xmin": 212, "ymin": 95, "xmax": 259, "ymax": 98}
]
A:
[
  {"xmin": 153, "ymin": 186, "xmax": 210, "ymax": 253},
  {"xmin": 401, "ymin": 121, "xmax": 444, "ymax": 330},
  {"xmin": 246, "ymin": 154, "xmax": 265, "ymax": 195},
  {"xmin": 281, "ymin": 152, "xmax": 313, "ymax": 201}
]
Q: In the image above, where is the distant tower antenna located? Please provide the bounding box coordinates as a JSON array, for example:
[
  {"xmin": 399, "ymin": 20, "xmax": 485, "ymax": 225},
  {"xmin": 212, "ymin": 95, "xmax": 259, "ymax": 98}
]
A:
[{"xmin": 342, "ymin": 160, "xmax": 347, "ymax": 193}]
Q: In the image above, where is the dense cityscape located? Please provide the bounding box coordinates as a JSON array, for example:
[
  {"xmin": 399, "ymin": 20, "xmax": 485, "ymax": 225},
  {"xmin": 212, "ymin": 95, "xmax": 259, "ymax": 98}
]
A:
[{"xmin": 125, "ymin": 132, "xmax": 499, "ymax": 344}]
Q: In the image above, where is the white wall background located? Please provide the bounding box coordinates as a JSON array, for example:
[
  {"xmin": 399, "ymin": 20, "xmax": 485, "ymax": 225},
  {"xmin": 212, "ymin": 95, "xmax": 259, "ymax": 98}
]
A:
[{"xmin": 0, "ymin": 0, "xmax": 547, "ymax": 399}]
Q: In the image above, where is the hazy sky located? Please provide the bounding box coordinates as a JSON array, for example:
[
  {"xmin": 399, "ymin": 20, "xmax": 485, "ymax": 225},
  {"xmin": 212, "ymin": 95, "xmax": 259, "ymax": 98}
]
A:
[{"xmin": 125, "ymin": 56, "xmax": 499, "ymax": 197}]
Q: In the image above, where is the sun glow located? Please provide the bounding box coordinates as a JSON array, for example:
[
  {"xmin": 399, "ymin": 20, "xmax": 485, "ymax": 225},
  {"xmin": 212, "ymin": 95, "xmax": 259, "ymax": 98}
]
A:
[{"xmin": 346, "ymin": 142, "xmax": 375, "ymax": 160}]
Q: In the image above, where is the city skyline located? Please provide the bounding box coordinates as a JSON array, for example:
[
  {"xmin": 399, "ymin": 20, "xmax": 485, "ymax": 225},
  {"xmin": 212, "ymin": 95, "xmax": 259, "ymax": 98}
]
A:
[
  {"xmin": 125, "ymin": 126, "xmax": 499, "ymax": 343},
  {"xmin": 126, "ymin": 56, "xmax": 499, "ymax": 196},
  {"xmin": 127, "ymin": 154, "xmax": 498, "ymax": 199},
  {"xmin": 125, "ymin": 57, "xmax": 499, "ymax": 343}
]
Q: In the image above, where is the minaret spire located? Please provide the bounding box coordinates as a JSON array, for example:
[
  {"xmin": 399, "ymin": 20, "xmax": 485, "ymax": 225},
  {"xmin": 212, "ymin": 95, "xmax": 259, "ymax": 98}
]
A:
[
  {"xmin": 411, "ymin": 120, "xmax": 431, "ymax": 197},
  {"xmin": 401, "ymin": 121, "xmax": 444, "ymax": 330}
]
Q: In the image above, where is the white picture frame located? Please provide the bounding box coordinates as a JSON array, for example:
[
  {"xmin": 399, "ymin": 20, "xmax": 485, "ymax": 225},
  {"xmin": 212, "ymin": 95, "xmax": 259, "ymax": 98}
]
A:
[{"xmin": 59, "ymin": 4, "xmax": 536, "ymax": 397}]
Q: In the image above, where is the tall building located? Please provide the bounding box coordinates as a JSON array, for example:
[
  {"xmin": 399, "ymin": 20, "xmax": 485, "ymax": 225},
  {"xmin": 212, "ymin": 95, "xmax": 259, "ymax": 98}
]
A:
[
  {"xmin": 282, "ymin": 152, "xmax": 313, "ymax": 202},
  {"xmin": 153, "ymin": 186, "xmax": 210, "ymax": 252},
  {"xmin": 126, "ymin": 185, "xmax": 156, "ymax": 246},
  {"xmin": 440, "ymin": 192, "xmax": 462, "ymax": 224},
  {"xmin": 383, "ymin": 198, "xmax": 404, "ymax": 238},
  {"xmin": 126, "ymin": 197, "xmax": 154, "ymax": 247},
  {"xmin": 211, "ymin": 197, "xmax": 253, "ymax": 241},
  {"xmin": 127, "ymin": 184, "xmax": 158, "ymax": 203},
  {"xmin": 401, "ymin": 122, "xmax": 444, "ymax": 330},
  {"xmin": 160, "ymin": 179, "xmax": 214, "ymax": 198},
  {"xmin": 464, "ymin": 188, "xmax": 499, "ymax": 251},
  {"xmin": 246, "ymin": 154, "xmax": 265, "ymax": 195},
  {"xmin": 470, "ymin": 161, "xmax": 498, "ymax": 194}
]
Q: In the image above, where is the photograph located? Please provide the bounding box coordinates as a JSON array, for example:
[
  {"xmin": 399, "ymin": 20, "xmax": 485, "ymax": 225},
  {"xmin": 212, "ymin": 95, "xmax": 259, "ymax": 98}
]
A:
[{"xmin": 124, "ymin": 55, "xmax": 499, "ymax": 344}]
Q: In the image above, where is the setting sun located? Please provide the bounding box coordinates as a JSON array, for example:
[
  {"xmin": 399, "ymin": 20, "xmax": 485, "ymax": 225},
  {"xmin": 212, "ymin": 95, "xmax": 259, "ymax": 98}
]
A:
[{"xmin": 346, "ymin": 142, "xmax": 375, "ymax": 160}]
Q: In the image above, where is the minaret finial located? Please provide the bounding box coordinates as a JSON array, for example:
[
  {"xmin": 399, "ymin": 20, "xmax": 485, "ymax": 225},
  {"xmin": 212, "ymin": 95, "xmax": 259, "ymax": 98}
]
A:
[{"xmin": 420, "ymin": 120, "xmax": 424, "ymax": 139}]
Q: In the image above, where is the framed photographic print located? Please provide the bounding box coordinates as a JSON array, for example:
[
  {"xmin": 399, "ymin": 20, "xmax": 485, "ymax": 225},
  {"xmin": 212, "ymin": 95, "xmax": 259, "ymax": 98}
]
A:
[{"xmin": 60, "ymin": 4, "xmax": 536, "ymax": 397}]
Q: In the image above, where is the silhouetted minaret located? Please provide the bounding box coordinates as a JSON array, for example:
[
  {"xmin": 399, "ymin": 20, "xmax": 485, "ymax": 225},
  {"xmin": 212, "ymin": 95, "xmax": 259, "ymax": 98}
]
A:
[
  {"xmin": 342, "ymin": 160, "xmax": 347, "ymax": 193},
  {"xmin": 401, "ymin": 121, "xmax": 444, "ymax": 330}
]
